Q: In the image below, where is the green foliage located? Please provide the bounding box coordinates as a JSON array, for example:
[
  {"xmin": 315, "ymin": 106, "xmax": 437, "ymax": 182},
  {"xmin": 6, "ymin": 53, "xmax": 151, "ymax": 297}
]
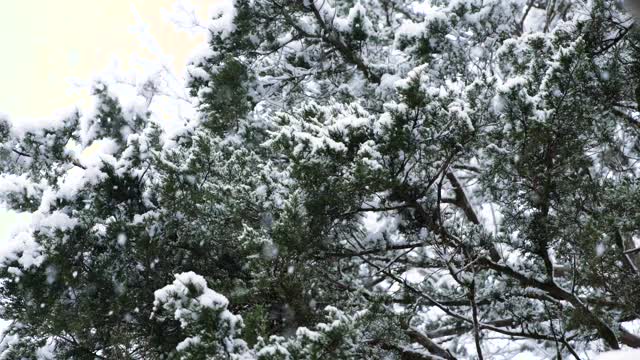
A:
[
  {"xmin": 190, "ymin": 56, "xmax": 252, "ymax": 134},
  {"xmin": 2, "ymin": 0, "xmax": 640, "ymax": 359}
]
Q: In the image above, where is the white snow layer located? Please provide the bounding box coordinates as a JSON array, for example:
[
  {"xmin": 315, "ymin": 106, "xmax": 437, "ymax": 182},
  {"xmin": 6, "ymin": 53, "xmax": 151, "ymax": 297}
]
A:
[{"xmin": 596, "ymin": 349, "xmax": 640, "ymax": 360}]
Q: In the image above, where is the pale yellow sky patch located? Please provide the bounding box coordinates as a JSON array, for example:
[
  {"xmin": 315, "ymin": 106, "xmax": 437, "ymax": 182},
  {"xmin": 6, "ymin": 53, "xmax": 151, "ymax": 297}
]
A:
[
  {"xmin": 0, "ymin": 0, "xmax": 213, "ymax": 239},
  {"xmin": 0, "ymin": 0, "xmax": 208, "ymax": 119}
]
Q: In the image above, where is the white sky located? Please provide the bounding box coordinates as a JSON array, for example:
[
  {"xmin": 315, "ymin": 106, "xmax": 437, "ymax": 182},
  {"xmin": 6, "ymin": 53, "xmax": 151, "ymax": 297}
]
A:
[
  {"xmin": 0, "ymin": 0, "xmax": 212, "ymax": 240},
  {"xmin": 0, "ymin": 0, "xmax": 208, "ymax": 118}
]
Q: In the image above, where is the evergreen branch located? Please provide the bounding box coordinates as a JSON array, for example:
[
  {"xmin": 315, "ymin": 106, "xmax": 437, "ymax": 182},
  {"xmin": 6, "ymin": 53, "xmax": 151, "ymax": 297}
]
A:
[
  {"xmin": 405, "ymin": 328, "xmax": 457, "ymax": 360},
  {"xmin": 479, "ymin": 257, "xmax": 621, "ymax": 349},
  {"xmin": 307, "ymin": 0, "xmax": 381, "ymax": 83}
]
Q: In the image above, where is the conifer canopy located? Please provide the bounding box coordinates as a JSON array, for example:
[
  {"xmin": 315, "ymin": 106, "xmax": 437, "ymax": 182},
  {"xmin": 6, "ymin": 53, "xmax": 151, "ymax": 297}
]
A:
[{"xmin": 1, "ymin": 0, "xmax": 640, "ymax": 358}]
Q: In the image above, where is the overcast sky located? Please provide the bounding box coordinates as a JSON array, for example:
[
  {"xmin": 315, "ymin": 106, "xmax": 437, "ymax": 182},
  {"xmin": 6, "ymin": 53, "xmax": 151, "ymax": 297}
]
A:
[
  {"xmin": 0, "ymin": 0, "xmax": 210, "ymax": 240},
  {"xmin": 0, "ymin": 0, "xmax": 207, "ymax": 118}
]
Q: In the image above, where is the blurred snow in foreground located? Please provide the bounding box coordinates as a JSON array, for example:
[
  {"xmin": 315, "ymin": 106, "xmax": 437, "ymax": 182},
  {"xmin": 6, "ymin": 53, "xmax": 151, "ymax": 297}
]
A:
[{"xmin": 596, "ymin": 349, "xmax": 640, "ymax": 360}]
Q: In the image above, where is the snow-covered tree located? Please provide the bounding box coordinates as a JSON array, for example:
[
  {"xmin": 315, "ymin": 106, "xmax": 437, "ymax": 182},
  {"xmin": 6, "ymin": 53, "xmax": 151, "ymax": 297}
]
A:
[{"xmin": 1, "ymin": 0, "xmax": 640, "ymax": 358}]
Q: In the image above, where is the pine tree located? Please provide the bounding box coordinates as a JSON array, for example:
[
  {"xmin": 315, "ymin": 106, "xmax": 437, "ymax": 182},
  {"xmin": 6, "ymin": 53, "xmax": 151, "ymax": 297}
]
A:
[{"xmin": 1, "ymin": 0, "xmax": 640, "ymax": 359}]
